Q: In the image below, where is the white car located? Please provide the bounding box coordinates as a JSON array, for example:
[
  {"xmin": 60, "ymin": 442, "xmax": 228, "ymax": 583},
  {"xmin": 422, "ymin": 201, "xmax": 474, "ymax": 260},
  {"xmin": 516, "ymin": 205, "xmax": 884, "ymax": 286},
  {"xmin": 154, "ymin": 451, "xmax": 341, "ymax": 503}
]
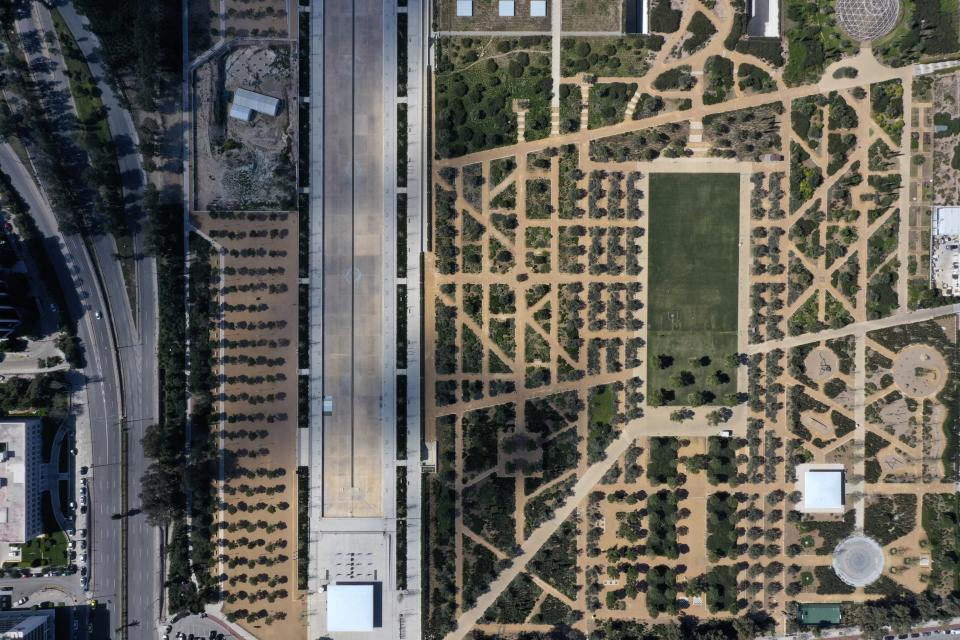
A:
[
  {"xmin": 16, "ymin": 597, "xmax": 27, "ymax": 605},
  {"xmin": 94, "ymin": 311, "xmax": 102, "ymax": 319}
]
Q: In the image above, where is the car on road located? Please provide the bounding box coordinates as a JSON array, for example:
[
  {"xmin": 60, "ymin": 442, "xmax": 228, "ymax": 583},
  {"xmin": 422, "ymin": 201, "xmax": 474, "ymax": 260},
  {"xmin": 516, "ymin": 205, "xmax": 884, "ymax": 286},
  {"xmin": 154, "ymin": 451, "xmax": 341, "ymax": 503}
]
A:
[{"xmin": 94, "ymin": 311, "xmax": 102, "ymax": 319}]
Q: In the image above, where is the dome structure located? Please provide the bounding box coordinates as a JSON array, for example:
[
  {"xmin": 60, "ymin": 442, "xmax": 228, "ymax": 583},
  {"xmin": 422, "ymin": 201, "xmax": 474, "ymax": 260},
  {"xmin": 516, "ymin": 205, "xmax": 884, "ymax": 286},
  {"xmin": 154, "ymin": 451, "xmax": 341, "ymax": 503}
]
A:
[
  {"xmin": 835, "ymin": 0, "xmax": 901, "ymax": 41},
  {"xmin": 832, "ymin": 535, "xmax": 885, "ymax": 587}
]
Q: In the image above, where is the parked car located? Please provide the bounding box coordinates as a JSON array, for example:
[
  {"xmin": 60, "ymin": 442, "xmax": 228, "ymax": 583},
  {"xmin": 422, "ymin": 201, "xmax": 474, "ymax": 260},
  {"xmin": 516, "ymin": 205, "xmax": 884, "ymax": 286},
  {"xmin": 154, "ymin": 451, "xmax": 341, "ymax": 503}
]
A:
[{"xmin": 16, "ymin": 597, "xmax": 27, "ymax": 605}]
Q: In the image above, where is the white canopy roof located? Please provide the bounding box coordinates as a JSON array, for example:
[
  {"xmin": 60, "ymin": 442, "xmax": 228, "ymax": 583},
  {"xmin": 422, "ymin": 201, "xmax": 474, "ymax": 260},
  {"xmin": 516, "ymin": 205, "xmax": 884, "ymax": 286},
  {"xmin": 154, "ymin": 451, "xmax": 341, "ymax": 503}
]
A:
[
  {"xmin": 327, "ymin": 584, "xmax": 375, "ymax": 632},
  {"xmin": 804, "ymin": 469, "xmax": 845, "ymax": 509},
  {"xmin": 935, "ymin": 207, "xmax": 960, "ymax": 236}
]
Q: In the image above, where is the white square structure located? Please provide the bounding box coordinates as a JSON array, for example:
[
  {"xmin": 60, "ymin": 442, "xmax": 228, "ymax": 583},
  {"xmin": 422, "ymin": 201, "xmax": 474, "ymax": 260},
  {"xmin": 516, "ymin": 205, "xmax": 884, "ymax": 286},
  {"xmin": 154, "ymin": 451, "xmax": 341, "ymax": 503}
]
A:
[
  {"xmin": 327, "ymin": 584, "xmax": 375, "ymax": 632},
  {"xmin": 530, "ymin": 0, "xmax": 547, "ymax": 16},
  {"xmin": 456, "ymin": 0, "xmax": 473, "ymax": 16},
  {"xmin": 499, "ymin": 0, "xmax": 515, "ymax": 16},
  {"xmin": 803, "ymin": 468, "xmax": 845, "ymax": 510}
]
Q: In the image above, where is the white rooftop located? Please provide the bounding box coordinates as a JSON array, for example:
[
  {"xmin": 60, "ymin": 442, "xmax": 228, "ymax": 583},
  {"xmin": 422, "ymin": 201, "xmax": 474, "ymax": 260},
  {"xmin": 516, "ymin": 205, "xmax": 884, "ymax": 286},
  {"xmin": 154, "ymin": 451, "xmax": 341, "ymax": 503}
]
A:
[
  {"xmin": 228, "ymin": 104, "xmax": 253, "ymax": 122},
  {"xmin": 232, "ymin": 88, "xmax": 281, "ymax": 117},
  {"xmin": 499, "ymin": 0, "xmax": 515, "ymax": 16},
  {"xmin": 530, "ymin": 0, "xmax": 547, "ymax": 16},
  {"xmin": 935, "ymin": 206, "xmax": 960, "ymax": 236},
  {"xmin": 804, "ymin": 468, "xmax": 845, "ymax": 509},
  {"xmin": 327, "ymin": 584, "xmax": 375, "ymax": 632},
  {"xmin": 456, "ymin": 0, "xmax": 473, "ymax": 16}
]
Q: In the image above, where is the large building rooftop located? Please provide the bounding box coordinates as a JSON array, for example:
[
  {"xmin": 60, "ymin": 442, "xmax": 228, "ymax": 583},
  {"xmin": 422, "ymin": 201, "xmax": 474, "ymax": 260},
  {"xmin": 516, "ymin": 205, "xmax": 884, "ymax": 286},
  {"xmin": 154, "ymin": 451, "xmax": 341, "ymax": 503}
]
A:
[
  {"xmin": 800, "ymin": 466, "xmax": 845, "ymax": 511},
  {"xmin": 0, "ymin": 419, "xmax": 43, "ymax": 545},
  {"xmin": 327, "ymin": 583, "xmax": 376, "ymax": 632},
  {"xmin": 931, "ymin": 206, "xmax": 960, "ymax": 296}
]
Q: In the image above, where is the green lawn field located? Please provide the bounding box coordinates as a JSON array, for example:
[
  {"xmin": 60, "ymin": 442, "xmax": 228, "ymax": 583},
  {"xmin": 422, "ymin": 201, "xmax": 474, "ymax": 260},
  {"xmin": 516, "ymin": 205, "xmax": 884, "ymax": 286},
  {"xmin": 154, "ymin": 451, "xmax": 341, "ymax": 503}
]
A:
[{"xmin": 647, "ymin": 173, "xmax": 740, "ymax": 406}]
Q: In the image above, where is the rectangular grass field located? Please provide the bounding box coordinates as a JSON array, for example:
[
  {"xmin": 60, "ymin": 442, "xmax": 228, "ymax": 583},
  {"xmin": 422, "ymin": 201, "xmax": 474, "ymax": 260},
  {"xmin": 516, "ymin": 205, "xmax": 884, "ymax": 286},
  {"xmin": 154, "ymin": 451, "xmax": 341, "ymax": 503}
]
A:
[{"xmin": 647, "ymin": 173, "xmax": 740, "ymax": 405}]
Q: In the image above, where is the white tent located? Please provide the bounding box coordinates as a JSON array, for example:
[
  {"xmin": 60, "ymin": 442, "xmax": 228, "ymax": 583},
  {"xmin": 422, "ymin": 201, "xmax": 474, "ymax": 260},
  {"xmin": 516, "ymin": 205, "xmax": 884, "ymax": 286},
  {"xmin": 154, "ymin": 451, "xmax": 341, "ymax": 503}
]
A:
[
  {"xmin": 530, "ymin": 0, "xmax": 547, "ymax": 16},
  {"xmin": 456, "ymin": 0, "xmax": 473, "ymax": 16},
  {"xmin": 803, "ymin": 469, "xmax": 845, "ymax": 509},
  {"xmin": 327, "ymin": 584, "xmax": 375, "ymax": 632},
  {"xmin": 499, "ymin": 0, "xmax": 515, "ymax": 16}
]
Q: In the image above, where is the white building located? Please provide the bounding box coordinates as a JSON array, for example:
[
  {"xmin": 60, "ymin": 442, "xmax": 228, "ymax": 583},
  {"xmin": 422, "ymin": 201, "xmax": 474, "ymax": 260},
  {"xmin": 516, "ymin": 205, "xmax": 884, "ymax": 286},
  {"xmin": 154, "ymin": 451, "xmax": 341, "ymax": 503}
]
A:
[
  {"xmin": 798, "ymin": 465, "xmax": 846, "ymax": 513},
  {"xmin": 0, "ymin": 419, "xmax": 44, "ymax": 545},
  {"xmin": 498, "ymin": 0, "xmax": 515, "ymax": 16},
  {"xmin": 229, "ymin": 88, "xmax": 282, "ymax": 122},
  {"xmin": 456, "ymin": 0, "xmax": 473, "ymax": 16},
  {"xmin": 932, "ymin": 206, "xmax": 960, "ymax": 296},
  {"xmin": 530, "ymin": 0, "xmax": 547, "ymax": 16},
  {"xmin": 0, "ymin": 609, "xmax": 54, "ymax": 640},
  {"xmin": 327, "ymin": 583, "xmax": 376, "ymax": 632}
]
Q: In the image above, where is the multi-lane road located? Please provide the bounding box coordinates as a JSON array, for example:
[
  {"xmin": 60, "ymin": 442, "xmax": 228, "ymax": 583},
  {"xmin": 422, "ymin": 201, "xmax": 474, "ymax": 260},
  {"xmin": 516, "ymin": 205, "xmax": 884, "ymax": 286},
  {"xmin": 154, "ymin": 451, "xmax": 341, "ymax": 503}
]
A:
[
  {"xmin": 8, "ymin": 0, "xmax": 160, "ymax": 636},
  {"xmin": 52, "ymin": 2, "xmax": 162, "ymax": 634},
  {"xmin": 0, "ymin": 141, "xmax": 123, "ymax": 632}
]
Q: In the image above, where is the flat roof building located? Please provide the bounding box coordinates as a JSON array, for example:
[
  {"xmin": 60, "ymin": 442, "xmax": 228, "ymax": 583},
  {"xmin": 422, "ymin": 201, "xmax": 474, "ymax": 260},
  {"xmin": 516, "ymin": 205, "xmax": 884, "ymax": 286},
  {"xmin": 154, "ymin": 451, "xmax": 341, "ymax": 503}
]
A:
[
  {"xmin": 747, "ymin": 0, "xmax": 780, "ymax": 36},
  {"xmin": 625, "ymin": 0, "xmax": 649, "ymax": 34},
  {"xmin": 327, "ymin": 583, "xmax": 376, "ymax": 632},
  {"xmin": 229, "ymin": 88, "xmax": 281, "ymax": 121},
  {"xmin": 0, "ymin": 609, "xmax": 54, "ymax": 640},
  {"xmin": 0, "ymin": 420, "xmax": 44, "ymax": 545},
  {"xmin": 801, "ymin": 467, "xmax": 845, "ymax": 512},
  {"xmin": 931, "ymin": 206, "xmax": 960, "ymax": 296},
  {"xmin": 530, "ymin": 0, "xmax": 547, "ymax": 16},
  {"xmin": 499, "ymin": 0, "xmax": 515, "ymax": 16},
  {"xmin": 456, "ymin": 0, "xmax": 473, "ymax": 16}
]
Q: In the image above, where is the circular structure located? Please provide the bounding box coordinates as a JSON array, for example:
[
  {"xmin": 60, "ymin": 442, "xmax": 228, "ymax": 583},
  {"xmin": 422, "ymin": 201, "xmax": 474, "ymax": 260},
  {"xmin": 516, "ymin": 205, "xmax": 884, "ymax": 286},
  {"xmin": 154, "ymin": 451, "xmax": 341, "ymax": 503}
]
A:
[
  {"xmin": 892, "ymin": 344, "xmax": 948, "ymax": 398},
  {"xmin": 804, "ymin": 346, "xmax": 839, "ymax": 383},
  {"xmin": 832, "ymin": 535, "xmax": 885, "ymax": 587},
  {"xmin": 835, "ymin": 0, "xmax": 901, "ymax": 41}
]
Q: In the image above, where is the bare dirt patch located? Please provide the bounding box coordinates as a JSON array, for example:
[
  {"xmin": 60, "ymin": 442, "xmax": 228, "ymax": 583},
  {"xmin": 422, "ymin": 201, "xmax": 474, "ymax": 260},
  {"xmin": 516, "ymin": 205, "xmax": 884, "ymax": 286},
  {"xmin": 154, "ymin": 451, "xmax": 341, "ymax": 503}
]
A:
[
  {"xmin": 892, "ymin": 344, "xmax": 948, "ymax": 398},
  {"xmin": 804, "ymin": 346, "xmax": 840, "ymax": 383},
  {"xmin": 193, "ymin": 45, "xmax": 297, "ymax": 211}
]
